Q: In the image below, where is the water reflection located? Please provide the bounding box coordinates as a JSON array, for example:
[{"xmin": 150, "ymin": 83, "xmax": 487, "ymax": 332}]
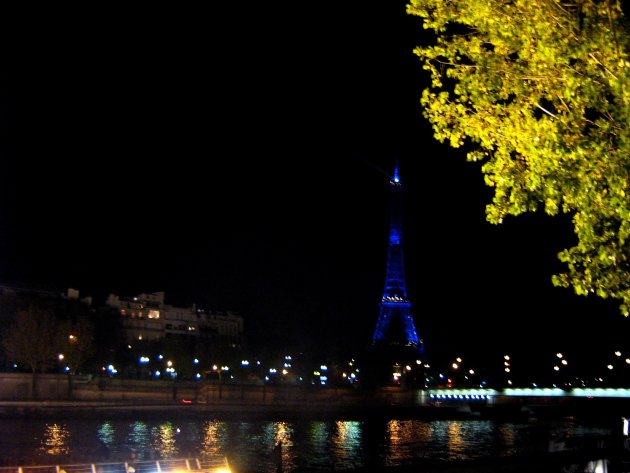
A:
[
  {"xmin": 0, "ymin": 416, "xmax": 613, "ymax": 469},
  {"xmin": 97, "ymin": 421, "xmax": 115, "ymax": 448},
  {"xmin": 271, "ymin": 421, "xmax": 293, "ymax": 472},
  {"xmin": 431, "ymin": 419, "xmax": 451, "ymax": 457},
  {"xmin": 302, "ymin": 421, "xmax": 330, "ymax": 471},
  {"xmin": 152, "ymin": 422, "xmax": 179, "ymax": 458},
  {"xmin": 272, "ymin": 421, "xmax": 292, "ymax": 446},
  {"xmin": 412, "ymin": 422, "xmax": 433, "ymax": 460},
  {"xmin": 200, "ymin": 420, "xmax": 224, "ymax": 457},
  {"xmin": 308, "ymin": 421, "xmax": 327, "ymax": 446},
  {"xmin": 39, "ymin": 423, "xmax": 70, "ymax": 457},
  {"xmin": 498, "ymin": 424, "xmax": 518, "ymax": 456},
  {"xmin": 332, "ymin": 421, "xmax": 361, "ymax": 469},
  {"xmin": 446, "ymin": 422, "xmax": 464, "ymax": 460},
  {"xmin": 385, "ymin": 420, "xmax": 435, "ymax": 466},
  {"xmin": 126, "ymin": 421, "xmax": 149, "ymax": 457}
]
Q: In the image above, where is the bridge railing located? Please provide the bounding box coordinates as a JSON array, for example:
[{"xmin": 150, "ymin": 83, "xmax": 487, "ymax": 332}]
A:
[
  {"xmin": 0, "ymin": 457, "xmax": 230, "ymax": 473},
  {"xmin": 426, "ymin": 387, "xmax": 630, "ymax": 399}
]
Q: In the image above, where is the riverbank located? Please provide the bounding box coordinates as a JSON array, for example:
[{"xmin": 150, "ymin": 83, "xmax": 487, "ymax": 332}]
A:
[
  {"xmin": 0, "ymin": 397, "xmax": 625, "ymax": 423},
  {"xmin": 0, "ymin": 399, "xmax": 513, "ymax": 421},
  {"xmin": 1, "ymin": 373, "xmax": 627, "ymax": 423}
]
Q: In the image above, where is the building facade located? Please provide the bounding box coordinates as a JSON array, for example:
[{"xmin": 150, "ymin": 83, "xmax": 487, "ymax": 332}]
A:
[{"xmin": 105, "ymin": 291, "xmax": 243, "ymax": 345}]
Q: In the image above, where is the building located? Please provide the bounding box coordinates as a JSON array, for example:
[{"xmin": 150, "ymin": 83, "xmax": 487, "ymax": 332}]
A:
[{"xmin": 105, "ymin": 291, "xmax": 243, "ymax": 345}]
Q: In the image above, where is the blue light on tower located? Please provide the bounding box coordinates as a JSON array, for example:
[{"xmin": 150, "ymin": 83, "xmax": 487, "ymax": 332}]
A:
[{"xmin": 372, "ymin": 161, "xmax": 422, "ymax": 350}]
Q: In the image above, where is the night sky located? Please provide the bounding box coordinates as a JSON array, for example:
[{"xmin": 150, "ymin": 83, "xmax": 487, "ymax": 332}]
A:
[{"xmin": 3, "ymin": 3, "xmax": 626, "ymax": 369}]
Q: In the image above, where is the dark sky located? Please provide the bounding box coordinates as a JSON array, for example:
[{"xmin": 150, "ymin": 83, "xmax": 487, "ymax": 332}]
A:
[{"xmin": 2, "ymin": 2, "xmax": 626, "ymax": 368}]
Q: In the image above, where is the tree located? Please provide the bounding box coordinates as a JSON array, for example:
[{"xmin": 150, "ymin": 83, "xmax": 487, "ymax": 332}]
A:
[
  {"xmin": 2, "ymin": 302, "xmax": 61, "ymax": 398},
  {"xmin": 90, "ymin": 305, "xmax": 124, "ymax": 373},
  {"xmin": 58, "ymin": 317, "xmax": 95, "ymax": 375},
  {"xmin": 407, "ymin": 0, "xmax": 629, "ymax": 315},
  {"xmin": 54, "ymin": 317, "xmax": 95, "ymax": 398},
  {"xmin": 3, "ymin": 302, "xmax": 60, "ymax": 373},
  {"xmin": 0, "ymin": 292, "xmax": 19, "ymax": 370}
]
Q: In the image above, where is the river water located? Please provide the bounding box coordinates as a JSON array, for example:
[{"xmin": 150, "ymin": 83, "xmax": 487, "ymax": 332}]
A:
[{"xmin": 0, "ymin": 414, "xmax": 619, "ymax": 472}]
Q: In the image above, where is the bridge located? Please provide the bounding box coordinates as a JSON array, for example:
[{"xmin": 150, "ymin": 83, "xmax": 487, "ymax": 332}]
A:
[
  {"xmin": 0, "ymin": 457, "xmax": 230, "ymax": 473},
  {"xmin": 425, "ymin": 387, "xmax": 630, "ymax": 402}
]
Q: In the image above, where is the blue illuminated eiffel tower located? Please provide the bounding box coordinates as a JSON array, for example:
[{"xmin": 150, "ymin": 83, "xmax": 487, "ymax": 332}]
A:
[{"xmin": 371, "ymin": 162, "xmax": 423, "ymax": 352}]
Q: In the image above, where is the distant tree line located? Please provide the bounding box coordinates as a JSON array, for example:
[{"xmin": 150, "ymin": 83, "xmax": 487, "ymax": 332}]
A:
[{"xmin": 0, "ymin": 291, "xmax": 123, "ymax": 398}]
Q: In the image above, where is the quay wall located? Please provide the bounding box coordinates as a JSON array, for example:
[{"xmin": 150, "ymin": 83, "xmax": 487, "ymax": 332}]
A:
[
  {"xmin": 0, "ymin": 373, "xmax": 416, "ymax": 405},
  {"xmin": 0, "ymin": 373, "xmax": 627, "ymax": 421}
]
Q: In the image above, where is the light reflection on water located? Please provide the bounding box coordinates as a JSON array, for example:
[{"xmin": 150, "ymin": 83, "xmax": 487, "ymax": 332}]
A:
[
  {"xmin": 271, "ymin": 422, "xmax": 292, "ymax": 472},
  {"xmin": 332, "ymin": 421, "xmax": 361, "ymax": 469},
  {"xmin": 97, "ymin": 421, "xmax": 115, "ymax": 448},
  {"xmin": 200, "ymin": 420, "xmax": 224, "ymax": 457},
  {"xmin": 386, "ymin": 420, "xmax": 419, "ymax": 465},
  {"xmin": 446, "ymin": 421, "xmax": 464, "ymax": 460},
  {"xmin": 0, "ymin": 417, "xmax": 615, "ymax": 471},
  {"xmin": 38, "ymin": 423, "xmax": 70, "ymax": 457},
  {"xmin": 127, "ymin": 421, "xmax": 149, "ymax": 457},
  {"xmin": 154, "ymin": 422, "xmax": 179, "ymax": 459}
]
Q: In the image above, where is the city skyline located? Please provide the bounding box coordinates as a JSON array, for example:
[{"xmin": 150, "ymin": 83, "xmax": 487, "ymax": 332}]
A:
[{"xmin": 3, "ymin": 2, "xmax": 627, "ymax": 367}]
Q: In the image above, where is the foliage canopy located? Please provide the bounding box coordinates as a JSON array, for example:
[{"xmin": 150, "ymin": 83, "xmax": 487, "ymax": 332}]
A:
[
  {"xmin": 407, "ymin": 0, "xmax": 630, "ymax": 314},
  {"xmin": 58, "ymin": 317, "xmax": 95, "ymax": 375},
  {"xmin": 2, "ymin": 303, "xmax": 60, "ymax": 373}
]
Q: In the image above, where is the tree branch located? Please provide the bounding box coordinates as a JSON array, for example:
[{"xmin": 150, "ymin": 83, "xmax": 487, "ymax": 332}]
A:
[{"xmin": 536, "ymin": 103, "xmax": 557, "ymax": 118}]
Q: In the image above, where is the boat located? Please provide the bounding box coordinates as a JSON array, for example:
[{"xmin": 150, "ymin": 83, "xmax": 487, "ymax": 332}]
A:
[{"xmin": 0, "ymin": 457, "xmax": 231, "ymax": 473}]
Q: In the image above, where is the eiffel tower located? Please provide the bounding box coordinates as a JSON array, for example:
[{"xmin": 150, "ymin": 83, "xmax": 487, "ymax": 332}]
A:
[
  {"xmin": 372, "ymin": 162, "xmax": 422, "ymax": 351},
  {"xmin": 362, "ymin": 162, "xmax": 423, "ymax": 386}
]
